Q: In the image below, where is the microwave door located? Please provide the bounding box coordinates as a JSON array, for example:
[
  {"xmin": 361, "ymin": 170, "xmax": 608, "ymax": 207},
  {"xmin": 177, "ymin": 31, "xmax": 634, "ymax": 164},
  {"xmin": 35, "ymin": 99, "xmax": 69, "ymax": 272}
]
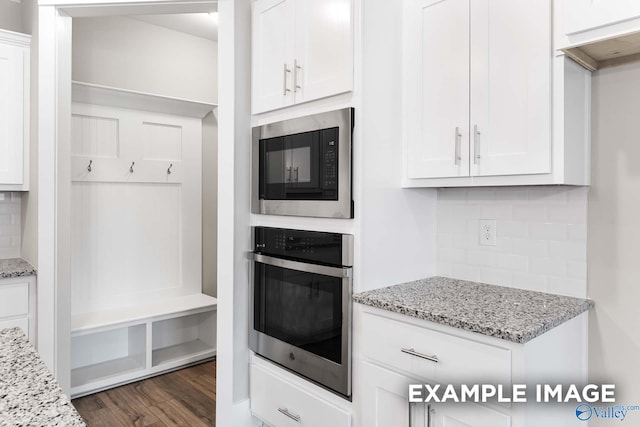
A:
[
  {"xmin": 260, "ymin": 136, "xmax": 289, "ymax": 200},
  {"xmin": 286, "ymin": 131, "xmax": 322, "ymax": 198}
]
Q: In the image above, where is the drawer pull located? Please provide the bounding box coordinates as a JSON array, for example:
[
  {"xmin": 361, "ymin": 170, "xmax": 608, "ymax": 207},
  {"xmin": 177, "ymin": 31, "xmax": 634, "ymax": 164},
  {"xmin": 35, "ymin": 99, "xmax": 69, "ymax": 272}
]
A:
[
  {"xmin": 278, "ymin": 407, "xmax": 301, "ymax": 422},
  {"xmin": 401, "ymin": 347, "xmax": 439, "ymax": 363}
]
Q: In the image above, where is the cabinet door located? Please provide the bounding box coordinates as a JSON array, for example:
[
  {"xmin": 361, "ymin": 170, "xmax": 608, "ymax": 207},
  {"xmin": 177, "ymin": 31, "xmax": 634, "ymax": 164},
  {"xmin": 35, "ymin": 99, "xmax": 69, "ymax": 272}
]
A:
[
  {"xmin": 252, "ymin": 0, "xmax": 296, "ymax": 114},
  {"xmin": 294, "ymin": 0, "xmax": 353, "ymax": 104},
  {"xmin": 361, "ymin": 362, "xmax": 427, "ymax": 427},
  {"xmin": 470, "ymin": 0, "xmax": 551, "ymax": 177},
  {"xmin": 0, "ymin": 44, "xmax": 25, "ymax": 185},
  {"xmin": 430, "ymin": 403, "xmax": 510, "ymax": 427},
  {"xmin": 563, "ymin": 0, "xmax": 640, "ymax": 35},
  {"xmin": 404, "ymin": 0, "xmax": 470, "ymax": 179}
]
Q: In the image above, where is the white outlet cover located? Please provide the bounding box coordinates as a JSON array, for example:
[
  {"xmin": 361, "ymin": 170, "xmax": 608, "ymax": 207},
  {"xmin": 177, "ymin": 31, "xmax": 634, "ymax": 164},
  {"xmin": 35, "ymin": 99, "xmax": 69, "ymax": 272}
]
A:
[{"xmin": 479, "ymin": 219, "xmax": 497, "ymax": 246}]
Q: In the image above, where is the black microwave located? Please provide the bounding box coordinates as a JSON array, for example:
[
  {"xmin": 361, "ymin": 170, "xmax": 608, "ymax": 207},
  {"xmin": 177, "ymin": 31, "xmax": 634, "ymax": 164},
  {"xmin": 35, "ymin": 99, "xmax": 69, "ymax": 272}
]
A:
[{"xmin": 251, "ymin": 108, "xmax": 354, "ymax": 218}]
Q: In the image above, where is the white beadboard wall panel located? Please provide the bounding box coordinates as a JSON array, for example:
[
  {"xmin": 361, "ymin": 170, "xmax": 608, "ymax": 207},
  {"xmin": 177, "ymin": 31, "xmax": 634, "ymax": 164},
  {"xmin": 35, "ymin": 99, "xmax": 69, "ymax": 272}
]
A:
[
  {"xmin": 70, "ymin": 102, "xmax": 203, "ymax": 316},
  {"xmin": 142, "ymin": 122, "xmax": 182, "ymax": 161},
  {"xmin": 71, "ymin": 182, "xmax": 183, "ymax": 313},
  {"xmin": 437, "ymin": 186, "xmax": 588, "ymax": 297},
  {"xmin": 0, "ymin": 192, "xmax": 21, "ymax": 259},
  {"xmin": 71, "ymin": 114, "xmax": 120, "ymax": 158}
]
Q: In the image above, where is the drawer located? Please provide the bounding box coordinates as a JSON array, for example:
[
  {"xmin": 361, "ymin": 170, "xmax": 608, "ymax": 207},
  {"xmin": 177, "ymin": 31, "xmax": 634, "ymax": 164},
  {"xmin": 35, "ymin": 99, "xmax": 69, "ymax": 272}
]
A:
[
  {"xmin": 361, "ymin": 312, "xmax": 511, "ymax": 385},
  {"xmin": 250, "ymin": 364, "xmax": 351, "ymax": 427},
  {"xmin": 0, "ymin": 282, "xmax": 29, "ymax": 318},
  {"xmin": 0, "ymin": 317, "xmax": 28, "ymax": 337}
]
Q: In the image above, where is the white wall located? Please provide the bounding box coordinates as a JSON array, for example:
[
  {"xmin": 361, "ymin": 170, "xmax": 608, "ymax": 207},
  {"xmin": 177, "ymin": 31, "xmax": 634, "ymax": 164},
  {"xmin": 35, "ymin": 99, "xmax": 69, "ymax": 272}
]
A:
[
  {"xmin": 437, "ymin": 186, "xmax": 588, "ymax": 298},
  {"xmin": 20, "ymin": 0, "xmax": 38, "ymax": 267},
  {"xmin": 589, "ymin": 61, "xmax": 640, "ymax": 414},
  {"xmin": 0, "ymin": 193, "xmax": 21, "ymax": 259},
  {"xmin": 358, "ymin": 0, "xmax": 437, "ymax": 291},
  {"xmin": 72, "ymin": 15, "xmax": 218, "ymax": 103},
  {"xmin": 0, "ymin": 0, "xmax": 23, "ymax": 33}
]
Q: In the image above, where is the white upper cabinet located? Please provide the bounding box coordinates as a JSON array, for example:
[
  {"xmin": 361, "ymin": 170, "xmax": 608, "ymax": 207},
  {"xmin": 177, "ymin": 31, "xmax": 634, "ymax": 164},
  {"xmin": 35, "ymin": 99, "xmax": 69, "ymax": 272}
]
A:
[
  {"xmin": 404, "ymin": 0, "xmax": 590, "ymax": 187},
  {"xmin": 405, "ymin": 0, "xmax": 470, "ymax": 179},
  {"xmin": 252, "ymin": 0, "xmax": 353, "ymax": 114},
  {"xmin": 0, "ymin": 31, "xmax": 30, "ymax": 190},
  {"xmin": 252, "ymin": 0, "xmax": 296, "ymax": 113},
  {"xmin": 470, "ymin": 0, "xmax": 551, "ymax": 177},
  {"xmin": 563, "ymin": 0, "xmax": 640, "ymax": 36}
]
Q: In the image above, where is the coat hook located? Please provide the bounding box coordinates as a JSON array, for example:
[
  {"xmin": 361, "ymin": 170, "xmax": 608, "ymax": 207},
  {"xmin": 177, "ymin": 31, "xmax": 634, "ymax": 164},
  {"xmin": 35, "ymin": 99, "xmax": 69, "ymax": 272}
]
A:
[
  {"xmin": 167, "ymin": 163, "xmax": 173, "ymax": 175},
  {"xmin": 129, "ymin": 162, "xmax": 135, "ymax": 173},
  {"xmin": 87, "ymin": 160, "xmax": 92, "ymax": 172}
]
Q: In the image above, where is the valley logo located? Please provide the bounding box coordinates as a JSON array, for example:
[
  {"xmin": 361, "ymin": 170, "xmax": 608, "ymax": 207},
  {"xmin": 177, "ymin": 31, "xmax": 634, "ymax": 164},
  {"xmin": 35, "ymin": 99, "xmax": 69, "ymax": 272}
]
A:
[{"xmin": 575, "ymin": 403, "xmax": 640, "ymax": 422}]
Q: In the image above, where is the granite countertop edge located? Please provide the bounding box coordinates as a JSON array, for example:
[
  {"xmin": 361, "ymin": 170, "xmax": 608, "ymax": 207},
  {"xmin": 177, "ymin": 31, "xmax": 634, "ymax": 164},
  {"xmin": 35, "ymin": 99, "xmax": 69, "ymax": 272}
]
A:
[
  {"xmin": 353, "ymin": 277, "xmax": 594, "ymax": 344},
  {"xmin": 0, "ymin": 327, "xmax": 86, "ymax": 426},
  {"xmin": 0, "ymin": 258, "xmax": 37, "ymax": 279}
]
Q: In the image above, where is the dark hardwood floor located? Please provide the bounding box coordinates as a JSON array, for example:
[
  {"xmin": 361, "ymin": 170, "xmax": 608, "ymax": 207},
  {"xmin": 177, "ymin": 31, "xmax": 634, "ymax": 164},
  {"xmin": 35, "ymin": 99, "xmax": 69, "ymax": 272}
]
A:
[{"xmin": 72, "ymin": 361, "xmax": 216, "ymax": 427}]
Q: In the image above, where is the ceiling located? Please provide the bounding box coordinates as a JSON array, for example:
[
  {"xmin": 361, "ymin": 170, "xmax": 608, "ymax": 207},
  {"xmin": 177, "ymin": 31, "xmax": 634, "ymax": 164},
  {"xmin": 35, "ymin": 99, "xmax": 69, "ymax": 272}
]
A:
[{"xmin": 133, "ymin": 13, "xmax": 218, "ymax": 41}]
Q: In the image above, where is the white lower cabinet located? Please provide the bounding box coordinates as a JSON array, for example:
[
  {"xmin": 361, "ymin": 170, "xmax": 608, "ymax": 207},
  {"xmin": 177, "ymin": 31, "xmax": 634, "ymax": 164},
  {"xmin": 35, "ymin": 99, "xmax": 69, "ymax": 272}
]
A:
[
  {"xmin": 250, "ymin": 356, "xmax": 351, "ymax": 427},
  {"xmin": 357, "ymin": 305, "xmax": 587, "ymax": 427},
  {"xmin": 0, "ymin": 276, "xmax": 36, "ymax": 342},
  {"xmin": 362, "ymin": 362, "xmax": 509, "ymax": 427}
]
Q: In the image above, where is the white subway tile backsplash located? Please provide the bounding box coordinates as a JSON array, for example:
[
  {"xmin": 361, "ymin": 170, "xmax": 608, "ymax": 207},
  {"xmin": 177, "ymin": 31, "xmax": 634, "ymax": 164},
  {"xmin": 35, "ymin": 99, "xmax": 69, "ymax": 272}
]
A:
[
  {"xmin": 479, "ymin": 268, "xmax": 513, "ymax": 286},
  {"xmin": 567, "ymin": 261, "xmax": 587, "ymax": 279},
  {"xmin": 547, "ymin": 205, "xmax": 587, "ymax": 224},
  {"xmin": 437, "ymin": 186, "xmax": 588, "ymax": 298},
  {"xmin": 528, "ymin": 222, "xmax": 567, "ymax": 241},
  {"xmin": 496, "ymin": 254, "xmax": 529, "ymax": 271},
  {"xmin": 529, "ymin": 256, "xmax": 568, "ymax": 277},
  {"xmin": 568, "ymin": 224, "xmax": 588, "ymax": 241},
  {"xmin": 466, "ymin": 250, "xmax": 497, "ymax": 267},
  {"xmin": 451, "ymin": 263, "xmax": 481, "ymax": 281},
  {"xmin": 527, "ymin": 187, "xmax": 568, "ymax": 203},
  {"xmin": 548, "ymin": 240, "xmax": 587, "ymax": 261},
  {"xmin": 481, "ymin": 204, "xmax": 513, "ymax": 220},
  {"xmin": 465, "ymin": 188, "xmax": 497, "ymax": 202},
  {"xmin": 513, "ymin": 272, "xmax": 548, "ymax": 292},
  {"xmin": 498, "ymin": 221, "xmax": 529, "ymax": 238},
  {"xmin": 437, "ymin": 247, "xmax": 466, "ymax": 263},
  {"xmin": 549, "ymin": 276, "xmax": 587, "ymax": 298},
  {"xmin": 0, "ymin": 193, "xmax": 21, "ymax": 259},
  {"xmin": 510, "ymin": 238, "xmax": 548, "ymax": 257},
  {"xmin": 512, "ymin": 205, "xmax": 547, "ymax": 221}
]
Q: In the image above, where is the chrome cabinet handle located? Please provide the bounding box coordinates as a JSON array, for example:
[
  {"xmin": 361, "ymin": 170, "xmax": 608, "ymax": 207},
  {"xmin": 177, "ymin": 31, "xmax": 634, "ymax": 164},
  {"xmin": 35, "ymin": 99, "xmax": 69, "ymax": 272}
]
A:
[
  {"xmin": 428, "ymin": 405, "xmax": 435, "ymax": 427},
  {"xmin": 283, "ymin": 64, "xmax": 292, "ymax": 95},
  {"xmin": 454, "ymin": 126, "xmax": 462, "ymax": 165},
  {"xmin": 293, "ymin": 166, "xmax": 299, "ymax": 182},
  {"xmin": 401, "ymin": 347, "xmax": 439, "ymax": 363},
  {"xmin": 294, "ymin": 59, "xmax": 302, "ymax": 92},
  {"xmin": 286, "ymin": 166, "xmax": 292, "ymax": 183},
  {"xmin": 278, "ymin": 407, "xmax": 301, "ymax": 422},
  {"xmin": 473, "ymin": 125, "xmax": 481, "ymax": 164},
  {"xmin": 87, "ymin": 160, "xmax": 92, "ymax": 172}
]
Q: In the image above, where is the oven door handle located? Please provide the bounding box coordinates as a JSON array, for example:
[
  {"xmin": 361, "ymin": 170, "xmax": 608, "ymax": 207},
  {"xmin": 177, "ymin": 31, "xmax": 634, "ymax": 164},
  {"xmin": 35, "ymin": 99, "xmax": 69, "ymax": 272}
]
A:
[{"xmin": 252, "ymin": 253, "xmax": 352, "ymax": 278}]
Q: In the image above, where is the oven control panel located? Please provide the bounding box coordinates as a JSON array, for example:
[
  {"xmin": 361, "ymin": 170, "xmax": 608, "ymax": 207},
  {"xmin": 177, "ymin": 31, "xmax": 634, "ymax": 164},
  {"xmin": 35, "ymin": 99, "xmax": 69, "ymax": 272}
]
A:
[{"xmin": 254, "ymin": 227, "xmax": 347, "ymax": 267}]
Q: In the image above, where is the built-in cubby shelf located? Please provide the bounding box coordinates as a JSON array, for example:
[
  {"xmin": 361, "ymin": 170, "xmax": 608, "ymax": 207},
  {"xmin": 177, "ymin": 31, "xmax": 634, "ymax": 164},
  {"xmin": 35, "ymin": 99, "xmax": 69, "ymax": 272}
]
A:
[{"xmin": 70, "ymin": 293, "xmax": 217, "ymax": 398}]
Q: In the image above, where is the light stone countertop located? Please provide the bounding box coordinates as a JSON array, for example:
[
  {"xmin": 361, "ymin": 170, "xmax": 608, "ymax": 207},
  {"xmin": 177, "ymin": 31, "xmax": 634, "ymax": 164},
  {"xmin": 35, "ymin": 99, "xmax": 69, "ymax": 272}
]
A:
[
  {"xmin": 353, "ymin": 276, "xmax": 594, "ymax": 343},
  {"xmin": 0, "ymin": 328, "xmax": 85, "ymax": 427},
  {"xmin": 0, "ymin": 258, "xmax": 36, "ymax": 279}
]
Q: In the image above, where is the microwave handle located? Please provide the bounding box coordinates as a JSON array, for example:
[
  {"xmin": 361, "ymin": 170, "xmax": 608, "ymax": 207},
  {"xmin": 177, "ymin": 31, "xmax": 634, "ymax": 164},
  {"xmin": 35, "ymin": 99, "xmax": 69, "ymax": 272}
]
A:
[{"xmin": 251, "ymin": 253, "xmax": 351, "ymax": 278}]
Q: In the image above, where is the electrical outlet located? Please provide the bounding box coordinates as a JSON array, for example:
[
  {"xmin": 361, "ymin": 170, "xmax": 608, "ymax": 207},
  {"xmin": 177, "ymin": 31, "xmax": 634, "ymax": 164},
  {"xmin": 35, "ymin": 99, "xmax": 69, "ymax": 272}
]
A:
[{"xmin": 479, "ymin": 219, "xmax": 497, "ymax": 246}]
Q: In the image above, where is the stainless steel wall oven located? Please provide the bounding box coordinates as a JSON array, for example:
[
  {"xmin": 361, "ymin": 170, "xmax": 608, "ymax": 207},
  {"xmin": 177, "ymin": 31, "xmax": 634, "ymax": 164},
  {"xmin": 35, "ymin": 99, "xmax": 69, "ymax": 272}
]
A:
[
  {"xmin": 250, "ymin": 226, "xmax": 353, "ymax": 398},
  {"xmin": 252, "ymin": 108, "xmax": 354, "ymax": 219}
]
